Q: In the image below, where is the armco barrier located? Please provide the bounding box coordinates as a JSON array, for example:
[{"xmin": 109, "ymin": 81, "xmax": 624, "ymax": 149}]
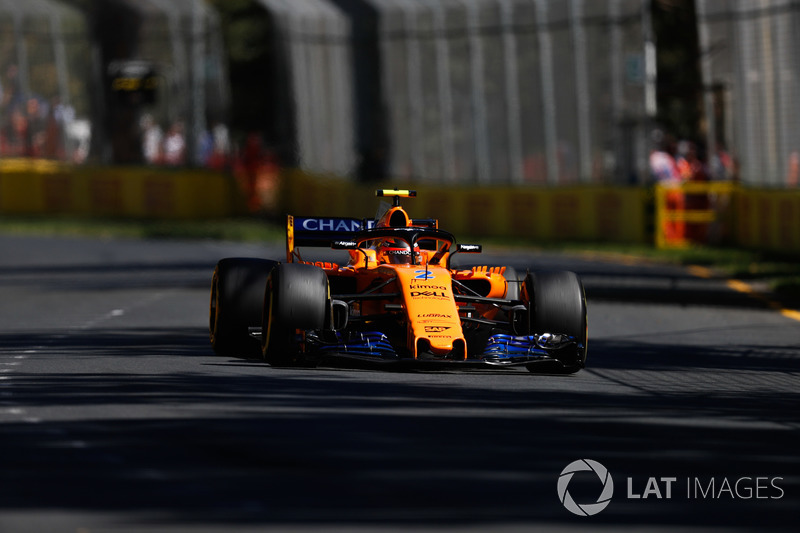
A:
[
  {"xmin": 281, "ymin": 170, "xmax": 800, "ymax": 253},
  {"xmin": 280, "ymin": 169, "xmax": 650, "ymax": 243},
  {"xmin": 0, "ymin": 159, "xmax": 245, "ymax": 218},
  {"xmin": 8, "ymin": 162, "xmax": 797, "ymax": 254},
  {"xmin": 655, "ymin": 182, "xmax": 800, "ymax": 253},
  {"xmin": 735, "ymin": 188, "xmax": 800, "ymax": 252}
]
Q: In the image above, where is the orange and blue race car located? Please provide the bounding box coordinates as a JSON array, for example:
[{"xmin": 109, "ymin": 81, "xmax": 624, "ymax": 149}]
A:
[{"xmin": 209, "ymin": 190, "xmax": 587, "ymax": 373}]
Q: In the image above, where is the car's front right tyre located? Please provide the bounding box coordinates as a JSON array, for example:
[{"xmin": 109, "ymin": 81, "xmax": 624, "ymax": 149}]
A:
[{"xmin": 523, "ymin": 270, "xmax": 588, "ymax": 374}]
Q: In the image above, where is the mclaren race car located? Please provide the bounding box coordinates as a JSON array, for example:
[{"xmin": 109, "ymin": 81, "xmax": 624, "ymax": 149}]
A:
[{"xmin": 209, "ymin": 190, "xmax": 587, "ymax": 373}]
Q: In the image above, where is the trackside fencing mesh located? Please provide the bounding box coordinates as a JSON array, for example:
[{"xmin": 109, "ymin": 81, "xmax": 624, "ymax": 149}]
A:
[
  {"xmin": 697, "ymin": 0, "xmax": 800, "ymax": 187},
  {"xmin": 0, "ymin": 0, "xmax": 93, "ymax": 162},
  {"xmin": 0, "ymin": 0, "xmax": 230, "ymax": 167},
  {"xmin": 269, "ymin": 0, "xmax": 651, "ymax": 185}
]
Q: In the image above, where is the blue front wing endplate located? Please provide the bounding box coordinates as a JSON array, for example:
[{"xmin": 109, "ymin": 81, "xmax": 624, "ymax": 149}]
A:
[{"xmin": 481, "ymin": 333, "xmax": 581, "ymax": 366}]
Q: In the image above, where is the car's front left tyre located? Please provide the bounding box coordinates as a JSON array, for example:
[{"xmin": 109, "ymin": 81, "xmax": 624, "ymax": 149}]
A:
[
  {"xmin": 210, "ymin": 258, "xmax": 277, "ymax": 358},
  {"xmin": 262, "ymin": 263, "xmax": 329, "ymax": 367}
]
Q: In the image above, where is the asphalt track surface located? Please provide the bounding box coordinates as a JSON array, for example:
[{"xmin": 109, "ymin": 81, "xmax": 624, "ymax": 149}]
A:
[{"xmin": 1, "ymin": 234, "xmax": 798, "ymax": 532}]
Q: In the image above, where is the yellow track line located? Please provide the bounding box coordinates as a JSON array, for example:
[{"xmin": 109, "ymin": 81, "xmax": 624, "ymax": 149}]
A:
[
  {"xmin": 779, "ymin": 308, "xmax": 800, "ymax": 322},
  {"xmin": 688, "ymin": 265, "xmax": 800, "ymax": 323},
  {"xmin": 578, "ymin": 255, "xmax": 799, "ymax": 323},
  {"xmin": 687, "ymin": 265, "xmax": 713, "ymax": 279}
]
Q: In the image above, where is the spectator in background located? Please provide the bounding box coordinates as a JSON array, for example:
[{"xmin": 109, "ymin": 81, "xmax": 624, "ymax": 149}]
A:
[
  {"xmin": 209, "ymin": 122, "xmax": 230, "ymax": 170},
  {"xmin": 25, "ymin": 97, "xmax": 46, "ymax": 157},
  {"xmin": 649, "ymin": 130, "xmax": 681, "ymax": 185},
  {"xmin": 7, "ymin": 106, "xmax": 28, "ymax": 156},
  {"xmin": 1, "ymin": 64, "xmax": 25, "ymax": 156},
  {"xmin": 231, "ymin": 132, "xmax": 279, "ymax": 212},
  {"xmin": 676, "ymin": 140, "xmax": 708, "ymax": 183},
  {"xmin": 140, "ymin": 114, "xmax": 163, "ymax": 165},
  {"xmin": 1, "ymin": 64, "xmax": 21, "ymax": 114},
  {"xmin": 163, "ymin": 121, "xmax": 186, "ymax": 166},
  {"xmin": 194, "ymin": 122, "xmax": 231, "ymax": 169},
  {"xmin": 196, "ymin": 127, "xmax": 214, "ymax": 167},
  {"xmin": 710, "ymin": 142, "xmax": 735, "ymax": 181},
  {"xmin": 42, "ymin": 98, "xmax": 64, "ymax": 159},
  {"xmin": 68, "ymin": 119, "xmax": 91, "ymax": 164},
  {"xmin": 240, "ymin": 132, "xmax": 263, "ymax": 210},
  {"xmin": 787, "ymin": 151, "xmax": 799, "ymax": 188},
  {"xmin": 650, "ymin": 130, "xmax": 685, "ymax": 244}
]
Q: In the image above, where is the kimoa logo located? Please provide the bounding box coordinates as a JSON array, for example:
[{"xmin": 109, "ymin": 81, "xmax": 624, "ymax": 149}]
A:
[{"xmin": 557, "ymin": 459, "xmax": 614, "ymax": 516}]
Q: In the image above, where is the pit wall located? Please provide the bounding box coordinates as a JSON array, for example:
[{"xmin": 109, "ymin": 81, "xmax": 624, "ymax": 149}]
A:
[{"xmin": 0, "ymin": 159, "xmax": 243, "ymax": 218}]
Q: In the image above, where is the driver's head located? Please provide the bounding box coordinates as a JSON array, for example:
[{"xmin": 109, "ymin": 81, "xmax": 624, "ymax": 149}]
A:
[{"xmin": 379, "ymin": 238, "xmax": 419, "ymax": 265}]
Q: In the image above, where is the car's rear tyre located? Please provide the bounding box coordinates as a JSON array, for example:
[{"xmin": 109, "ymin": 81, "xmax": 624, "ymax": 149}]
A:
[
  {"xmin": 210, "ymin": 258, "xmax": 277, "ymax": 358},
  {"xmin": 262, "ymin": 263, "xmax": 329, "ymax": 366},
  {"xmin": 524, "ymin": 270, "xmax": 587, "ymax": 374}
]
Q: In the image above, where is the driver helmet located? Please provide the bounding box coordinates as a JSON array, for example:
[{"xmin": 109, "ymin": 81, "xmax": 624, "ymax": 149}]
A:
[{"xmin": 378, "ymin": 238, "xmax": 420, "ymax": 265}]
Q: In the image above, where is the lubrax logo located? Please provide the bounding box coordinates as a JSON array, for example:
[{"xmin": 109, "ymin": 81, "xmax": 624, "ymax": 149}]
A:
[{"xmin": 557, "ymin": 460, "xmax": 785, "ymax": 517}]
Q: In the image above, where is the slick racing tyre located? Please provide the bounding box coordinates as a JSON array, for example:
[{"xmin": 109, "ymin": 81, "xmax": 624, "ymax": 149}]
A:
[
  {"xmin": 262, "ymin": 263, "xmax": 329, "ymax": 367},
  {"xmin": 210, "ymin": 258, "xmax": 277, "ymax": 358},
  {"xmin": 524, "ymin": 270, "xmax": 588, "ymax": 374}
]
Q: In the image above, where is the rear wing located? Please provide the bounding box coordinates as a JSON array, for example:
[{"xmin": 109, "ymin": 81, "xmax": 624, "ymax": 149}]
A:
[{"xmin": 287, "ymin": 215, "xmax": 375, "ymax": 262}]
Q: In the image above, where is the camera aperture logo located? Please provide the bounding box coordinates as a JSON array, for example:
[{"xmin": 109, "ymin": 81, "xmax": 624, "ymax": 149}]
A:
[
  {"xmin": 557, "ymin": 459, "xmax": 785, "ymax": 517},
  {"xmin": 557, "ymin": 459, "xmax": 614, "ymax": 516}
]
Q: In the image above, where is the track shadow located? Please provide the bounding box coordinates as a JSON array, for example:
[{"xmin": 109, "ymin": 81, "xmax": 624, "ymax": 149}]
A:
[
  {"xmin": 0, "ymin": 328, "xmax": 797, "ymax": 531},
  {"xmin": 0, "ymin": 260, "xmax": 217, "ymax": 291},
  {"xmin": 459, "ymin": 255, "xmax": 788, "ymax": 311}
]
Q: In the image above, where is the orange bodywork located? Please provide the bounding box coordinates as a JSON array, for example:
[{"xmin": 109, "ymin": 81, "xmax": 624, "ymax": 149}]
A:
[
  {"xmin": 392, "ymin": 264, "xmax": 466, "ymax": 359},
  {"xmin": 285, "ymin": 203, "xmax": 511, "ymax": 360}
]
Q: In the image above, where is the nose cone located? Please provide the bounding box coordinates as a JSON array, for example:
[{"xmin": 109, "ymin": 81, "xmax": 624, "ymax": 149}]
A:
[
  {"xmin": 428, "ymin": 339, "xmax": 455, "ymax": 355},
  {"xmin": 391, "ymin": 266, "xmax": 466, "ymax": 360}
]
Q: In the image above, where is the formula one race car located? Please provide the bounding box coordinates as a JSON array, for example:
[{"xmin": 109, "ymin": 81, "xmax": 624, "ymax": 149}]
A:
[{"xmin": 209, "ymin": 190, "xmax": 587, "ymax": 373}]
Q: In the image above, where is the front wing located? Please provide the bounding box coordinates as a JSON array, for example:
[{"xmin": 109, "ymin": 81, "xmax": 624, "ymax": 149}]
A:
[{"xmin": 303, "ymin": 330, "xmax": 584, "ymax": 369}]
